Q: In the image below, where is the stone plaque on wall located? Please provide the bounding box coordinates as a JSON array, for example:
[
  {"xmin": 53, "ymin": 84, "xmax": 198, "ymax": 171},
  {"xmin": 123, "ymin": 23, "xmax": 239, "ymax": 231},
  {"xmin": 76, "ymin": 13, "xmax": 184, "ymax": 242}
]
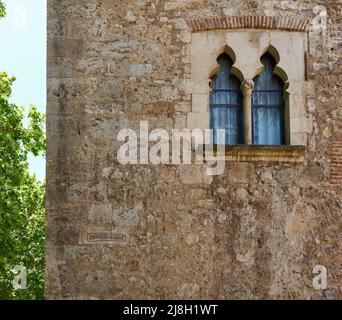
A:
[{"xmin": 80, "ymin": 227, "xmax": 129, "ymax": 245}]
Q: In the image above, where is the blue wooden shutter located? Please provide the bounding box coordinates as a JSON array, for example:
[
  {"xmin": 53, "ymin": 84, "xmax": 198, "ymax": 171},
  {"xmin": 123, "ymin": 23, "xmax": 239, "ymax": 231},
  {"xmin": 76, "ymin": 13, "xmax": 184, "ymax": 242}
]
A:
[
  {"xmin": 210, "ymin": 54, "xmax": 243, "ymax": 145},
  {"xmin": 252, "ymin": 53, "xmax": 285, "ymax": 145}
]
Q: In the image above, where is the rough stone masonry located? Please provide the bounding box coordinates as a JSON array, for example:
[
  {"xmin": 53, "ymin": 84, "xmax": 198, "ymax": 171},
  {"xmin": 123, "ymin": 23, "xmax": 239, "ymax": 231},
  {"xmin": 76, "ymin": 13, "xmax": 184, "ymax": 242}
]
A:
[{"xmin": 46, "ymin": 0, "xmax": 342, "ymax": 299}]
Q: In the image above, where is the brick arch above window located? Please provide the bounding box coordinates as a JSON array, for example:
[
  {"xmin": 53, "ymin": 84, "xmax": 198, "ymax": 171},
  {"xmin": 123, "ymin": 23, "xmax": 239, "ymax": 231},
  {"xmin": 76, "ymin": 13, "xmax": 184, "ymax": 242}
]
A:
[{"xmin": 186, "ymin": 16, "xmax": 310, "ymax": 33}]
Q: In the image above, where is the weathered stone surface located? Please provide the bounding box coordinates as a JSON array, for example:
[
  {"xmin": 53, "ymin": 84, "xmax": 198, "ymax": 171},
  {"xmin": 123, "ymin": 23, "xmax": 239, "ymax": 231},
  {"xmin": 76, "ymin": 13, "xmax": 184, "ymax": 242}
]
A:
[
  {"xmin": 129, "ymin": 64, "xmax": 153, "ymax": 77},
  {"xmin": 46, "ymin": 0, "xmax": 342, "ymax": 300}
]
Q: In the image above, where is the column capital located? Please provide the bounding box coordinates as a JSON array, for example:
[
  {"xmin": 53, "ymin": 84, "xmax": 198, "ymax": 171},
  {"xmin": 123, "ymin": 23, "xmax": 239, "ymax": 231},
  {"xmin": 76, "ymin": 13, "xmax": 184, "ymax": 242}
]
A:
[{"xmin": 241, "ymin": 79, "xmax": 254, "ymax": 96}]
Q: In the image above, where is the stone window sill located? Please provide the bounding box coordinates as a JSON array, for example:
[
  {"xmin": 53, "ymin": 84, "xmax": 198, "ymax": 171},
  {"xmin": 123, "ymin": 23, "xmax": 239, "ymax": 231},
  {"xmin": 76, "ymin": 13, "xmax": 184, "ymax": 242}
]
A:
[{"xmin": 204, "ymin": 145, "xmax": 306, "ymax": 163}]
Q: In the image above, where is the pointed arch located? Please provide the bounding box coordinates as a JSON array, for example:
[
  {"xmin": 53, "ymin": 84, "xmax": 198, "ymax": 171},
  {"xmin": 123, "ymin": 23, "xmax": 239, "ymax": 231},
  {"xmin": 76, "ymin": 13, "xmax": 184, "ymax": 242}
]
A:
[
  {"xmin": 209, "ymin": 45, "xmax": 244, "ymax": 82},
  {"xmin": 262, "ymin": 45, "xmax": 280, "ymax": 64},
  {"xmin": 255, "ymin": 45, "xmax": 289, "ymax": 84}
]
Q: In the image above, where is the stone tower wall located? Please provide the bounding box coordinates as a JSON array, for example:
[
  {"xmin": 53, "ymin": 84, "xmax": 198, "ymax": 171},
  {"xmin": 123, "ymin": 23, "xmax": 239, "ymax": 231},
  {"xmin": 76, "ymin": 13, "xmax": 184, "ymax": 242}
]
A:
[{"xmin": 46, "ymin": 0, "xmax": 342, "ymax": 299}]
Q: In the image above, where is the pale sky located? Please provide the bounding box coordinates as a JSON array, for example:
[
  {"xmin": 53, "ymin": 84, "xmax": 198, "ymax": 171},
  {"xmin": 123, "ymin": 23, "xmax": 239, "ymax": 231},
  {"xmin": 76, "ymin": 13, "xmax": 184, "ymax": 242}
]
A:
[{"xmin": 0, "ymin": 0, "xmax": 46, "ymax": 180}]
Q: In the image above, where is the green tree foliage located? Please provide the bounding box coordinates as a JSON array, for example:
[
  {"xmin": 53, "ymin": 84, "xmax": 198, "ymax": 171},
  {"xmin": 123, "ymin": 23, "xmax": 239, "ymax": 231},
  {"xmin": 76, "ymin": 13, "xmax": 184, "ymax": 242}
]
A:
[
  {"xmin": 0, "ymin": 1, "xmax": 5, "ymax": 19},
  {"xmin": 0, "ymin": 70, "xmax": 46, "ymax": 299},
  {"xmin": 0, "ymin": 1, "xmax": 46, "ymax": 300}
]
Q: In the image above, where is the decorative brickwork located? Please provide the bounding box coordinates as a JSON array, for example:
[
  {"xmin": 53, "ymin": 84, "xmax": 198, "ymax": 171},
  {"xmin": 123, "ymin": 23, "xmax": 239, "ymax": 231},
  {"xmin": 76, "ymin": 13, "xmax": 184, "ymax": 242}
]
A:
[
  {"xmin": 330, "ymin": 140, "xmax": 342, "ymax": 184},
  {"xmin": 187, "ymin": 16, "xmax": 310, "ymax": 33}
]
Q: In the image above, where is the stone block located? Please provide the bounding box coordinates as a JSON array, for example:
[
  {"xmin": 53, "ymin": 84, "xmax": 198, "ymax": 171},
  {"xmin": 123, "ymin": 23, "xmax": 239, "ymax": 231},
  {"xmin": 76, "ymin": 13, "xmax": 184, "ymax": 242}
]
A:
[{"xmin": 187, "ymin": 112, "xmax": 209, "ymax": 130}]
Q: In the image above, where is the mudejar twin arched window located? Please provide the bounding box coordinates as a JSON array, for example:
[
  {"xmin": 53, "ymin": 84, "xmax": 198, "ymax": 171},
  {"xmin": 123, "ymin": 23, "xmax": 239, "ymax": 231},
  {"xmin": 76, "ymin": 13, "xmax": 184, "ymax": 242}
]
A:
[{"xmin": 210, "ymin": 52, "xmax": 285, "ymax": 145}]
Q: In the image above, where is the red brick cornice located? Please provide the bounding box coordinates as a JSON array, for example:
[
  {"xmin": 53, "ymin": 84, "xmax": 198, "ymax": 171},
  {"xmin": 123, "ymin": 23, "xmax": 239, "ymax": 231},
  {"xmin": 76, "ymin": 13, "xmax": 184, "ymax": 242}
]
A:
[{"xmin": 186, "ymin": 16, "xmax": 310, "ymax": 32}]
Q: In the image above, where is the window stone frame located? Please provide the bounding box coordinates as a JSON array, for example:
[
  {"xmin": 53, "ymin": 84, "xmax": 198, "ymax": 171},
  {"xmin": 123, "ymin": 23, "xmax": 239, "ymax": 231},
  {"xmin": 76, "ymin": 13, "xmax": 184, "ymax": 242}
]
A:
[{"xmin": 184, "ymin": 16, "xmax": 315, "ymax": 162}]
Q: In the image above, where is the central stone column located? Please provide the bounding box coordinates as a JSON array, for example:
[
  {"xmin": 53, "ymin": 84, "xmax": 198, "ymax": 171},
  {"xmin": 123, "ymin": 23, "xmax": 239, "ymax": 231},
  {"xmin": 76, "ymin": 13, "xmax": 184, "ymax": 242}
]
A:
[{"xmin": 241, "ymin": 80, "xmax": 254, "ymax": 145}]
